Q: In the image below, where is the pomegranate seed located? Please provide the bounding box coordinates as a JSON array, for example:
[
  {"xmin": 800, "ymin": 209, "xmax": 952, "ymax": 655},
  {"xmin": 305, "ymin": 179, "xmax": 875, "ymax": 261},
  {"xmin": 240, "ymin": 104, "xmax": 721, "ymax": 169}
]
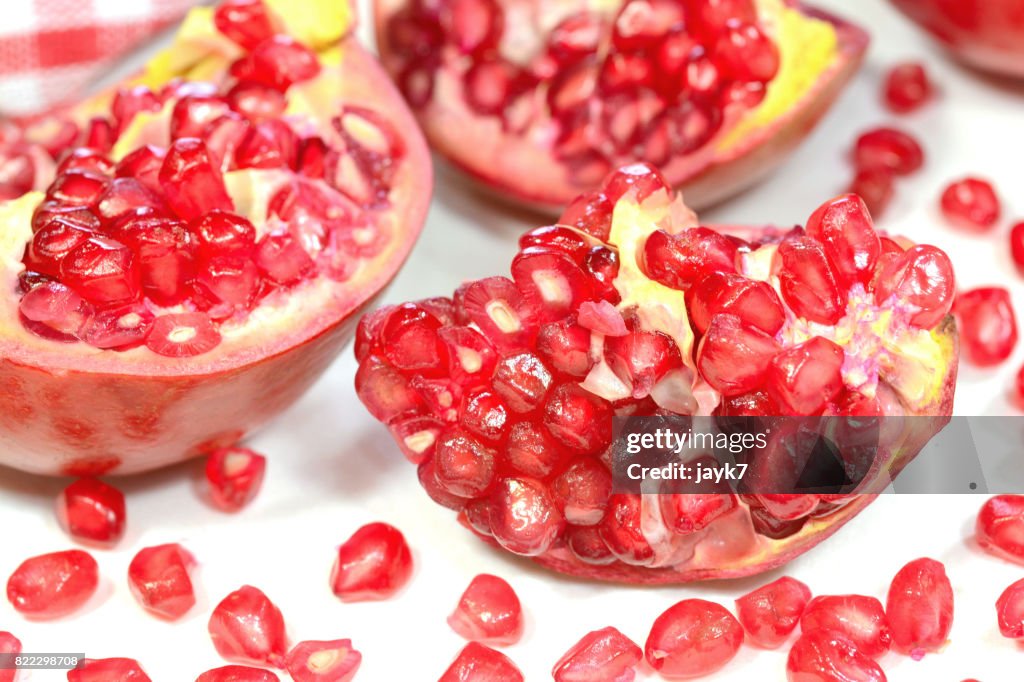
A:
[
  {"xmin": 642, "ymin": 227, "xmax": 738, "ymax": 290},
  {"xmin": 559, "ymin": 191, "xmax": 613, "ymax": 241},
  {"xmin": 439, "ymin": 325, "xmax": 497, "ymax": 384},
  {"xmin": 492, "ymin": 352, "xmax": 553, "ymax": 412},
  {"xmin": 605, "ymin": 329, "xmax": 681, "ymax": 398},
  {"xmin": 536, "ymin": 319, "xmax": 594, "ymax": 377},
  {"xmin": 777, "ymin": 236, "xmax": 846, "ymax": 324},
  {"xmin": 235, "ymin": 120, "xmax": 299, "ymax": 169},
  {"xmin": 872, "ymin": 244, "xmax": 955, "ymax": 328},
  {"xmin": 1010, "ymin": 222, "xmax": 1024, "ymax": 274},
  {"xmin": 214, "ymin": 0, "xmax": 275, "ymax": 49},
  {"xmin": 285, "ymin": 640, "xmax": 361, "ymax": 682},
  {"xmin": 116, "ymin": 145, "xmax": 165, "ymax": 193},
  {"xmin": 766, "ymin": 337, "xmax": 845, "ymax": 416},
  {"xmin": 697, "ymin": 314, "xmax": 781, "ymax": 396},
  {"xmin": 254, "ymin": 231, "xmax": 316, "ymax": 285},
  {"xmin": 448, "ymin": 574, "xmax": 523, "ymax": 646},
  {"xmin": 885, "ymin": 557, "xmax": 953, "ymax": 658},
  {"xmin": 18, "ymin": 281, "xmax": 94, "ymax": 338},
  {"xmin": 786, "ymin": 632, "xmax": 886, "ymax": 682},
  {"xmin": 95, "ymin": 178, "xmax": 167, "ymax": 223},
  {"xmin": 645, "ymin": 599, "xmax": 743, "ymax": 678},
  {"xmin": 57, "ymin": 148, "xmax": 114, "ymax": 175},
  {"xmin": 502, "ymin": 423, "xmax": 564, "ymax": 479},
  {"xmin": 735, "ymin": 576, "xmax": 812, "ymax": 649},
  {"xmin": 441, "ymin": 0, "xmax": 503, "ymax": 55},
  {"xmin": 544, "ymin": 383, "xmax": 613, "ymax": 453},
  {"xmin": 552, "ymin": 626, "xmax": 642, "ymax": 682},
  {"xmin": 146, "ymin": 313, "xmax": 222, "ymax": 357},
  {"xmin": 330, "ymin": 522, "xmax": 413, "ymax": 602},
  {"xmin": 47, "ymin": 169, "xmax": 108, "ymax": 206},
  {"xmin": 439, "ymin": 642, "xmax": 523, "ymax": 682},
  {"xmin": 112, "ymin": 85, "xmax": 162, "ymax": 132},
  {"xmin": 204, "ymin": 447, "xmax": 266, "ymax": 512},
  {"xmin": 659, "ymin": 489, "xmax": 736, "ymax": 534},
  {"xmin": 56, "ymin": 477, "xmax": 126, "ymax": 546},
  {"xmin": 463, "ymin": 59, "xmax": 522, "ymax": 116},
  {"xmin": 61, "ymin": 236, "xmax": 140, "ymax": 305},
  {"xmin": 234, "ymin": 36, "xmax": 321, "ymax": 91},
  {"xmin": 953, "ymin": 287, "xmax": 1018, "ymax": 366},
  {"xmin": 434, "ymin": 429, "xmax": 497, "ymax": 497},
  {"xmin": 172, "ymin": 96, "xmax": 232, "ymax": 139},
  {"xmin": 489, "ymin": 477, "xmax": 564, "ymax": 556},
  {"xmin": 380, "ymin": 303, "xmax": 447, "ymax": 373},
  {"xmin": 689, "ymin": 0, "xmax": 757, "ymax": 34},
  {"xmin": 883, "ymin": 62, "xmax": 933, "ymax": 113},
  {"xmin": 227, "ymin": 84, "xmax": 286, "ymax": 124},
  {"xmin": 195, "ymin": 255, "xmax": 261, "ymax": 310},
  {"xmin": 82, "ymin": 117, "xmax": 114, "ymax": 152},
  {"xmin": 977, "ymin": 495, "xmax": 1024, "ymax": 564},
  {"xmin": 80, "ymin": 303, "xmax": 155, "ymax": 350},
  {"xmin": 460, "ymin": 388, "xmax": 508, "ymax": 442},
  {"xmin": 686, "ymin": 272, "xmax": 785, "ymax": 335},
  {"xmin": 512, "ymin": 248, "xmax": 593, "ymax": 318},
  {"xmin": 6, "ymin": 549, "xmax": 98, "ymax": 618},
  {"xmin": 456, "ymin": 277, "xmax": 534, "ymax": 348},
  {"xmin": 853, "ymin": 128, "xmax": 924, "ymax": 176},
  {"xmin": 24, "ymin": 219, "xmax": 92, "ymax": 276},
  {"xmin": 800, "ymin": 595, "xmax": 892, "ymax": 658},
  {"xmin": 940, "ymin": 177, "xmax": 1000, "ymax": 230},
  {"xmin": 715, "ymin": 21, "xmax": 780, "ymax": 82},
  {"xmin": 127, "ymin": 543, "xmax": 196, "ymax": 620},
  {"xmin": 549, "ymin": 13, "xmax": 603, "ymax": 62},
  {"xmin": 0, "ymin": 632, "xmax": 21, "ymax": 682},
  {"xmin": 114, "ymin": 212, "xmax": 193, "ymax": 306},
  {"xmin": 602, "ymin": 163, "xmax": 670, "ymax": 203},
  {"xmin": 552, "ymin": 458, "xmax": 612, "ymax": 526},
  {"xmin": 997, "ymin": 578, "xmax": 1024, "ymax": 639},
  {"xmin": 805, "ymin": 193, "xmax": 881, "ymax": 287},
  {"xmin": 68, "ymin": 658, "xmax": 151, "ymax": 681},
  {"xmin": 159, "ymin": 138, "xmax": 235, "ymax": 221},
  {"xmin": 599, "ymin": 494, "xmax": 653, "ymax": 566},
  {"xmin": 197, "ymin": 666, "xmax": 281, "ymax": 682},
  {"xmin": 208, "ymin": 585, "xmax": 288, "ymax": 667}
]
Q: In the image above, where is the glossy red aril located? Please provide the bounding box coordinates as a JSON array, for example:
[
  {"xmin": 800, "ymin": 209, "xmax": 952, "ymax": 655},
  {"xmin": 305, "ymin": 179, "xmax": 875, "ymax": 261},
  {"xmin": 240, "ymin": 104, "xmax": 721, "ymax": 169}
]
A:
[
  {"xmin": 853, "ymin": 128, "xmax": 924, "ymax": 176},
  {"xmin": 885, "ymin": 558, "xmax": 953, "ymax": 659},
  {"xmin": 786, "ymin": 632, "xmax": 886, "ymax": 682},
  {"xmin": 645, "ymin": 599, "xmax": 744, "ymax": 678},
  {"xmin": 883, "ymin": 62, "xmax": 933, "ymax": 113},
  {"xmin": 1010, "ymin": 222, "xmax": 1024, "ymax": 274},
  {"xmin": 68, "ymin": 658, "xmax": 151, "ymax": 681},
  {"xmin": 6, "ymin": 549, "xmax": 98, "ymax": 619},
  {"xmin": 977, "ymin": 495, "xmax": 1024, "ymax": 564},
  {"xmin": 953, "ymin": 287, "xmax": 1018, "ymax": 366},
  {"xmin": 439, "ymin": 642, "xmax": 524, "ymax": 682},
  {"xmin": 0, "ymin": 632, "xmax": 21, "ymax": 682},
  {"xmin": 940, "ymin": 177, "xmax": 1001, "ymax": 231},
  {"xmin": 197, "ymin": 667, "xmax": 281, "ymax": 681},
  {"xmin": 285, "ymin": 640, "xmax": 361, "ymax": 682},
  {"xmin": 767, "ymin": 337, "xmax": 844, "ymax": 415},
  {"xmin": 873, "ymin": 244, "xmax": 956, "ymax": 329},
  {"xmin": 552, "ymin": 626, "xmax": 642, "ymax": 682},
  {"xmin": 128, "ymin": 543, "xmax": 196, "ymax": 620},
  {"xmin": 205, "ymin": 447, "xmax": 267, "ymax": 512},
  {"xmin": 735, "ymin": 576, "xmax": 812, "ymax": 649},
  {"xmin": 208, "ymin": 586, "xmax": 288, "ymax": 667},
  {"xmin": 215, "ymin": 0, "xmax": 276, "ymax": 50},
  {"xmin": 800, "ymin": 595, "xmax": 892, "ymax": 659},
  {"xmin": 56, "ymin": 477, "xmax": 126, "ymax": 547},
  {"xmin": 330, "ymin": 522, "xmax": 413, "ymax": 602},
  {"xmin": 447, "ymin": 574, "xmax": 523, "ymax": 646},
  {"xmin": 643, "ymin": 227, "xmax": 737, "ymax": 290},
  {"xmin": 996, "ymin": 578, "xmax": 1024, "ymax": 639}
]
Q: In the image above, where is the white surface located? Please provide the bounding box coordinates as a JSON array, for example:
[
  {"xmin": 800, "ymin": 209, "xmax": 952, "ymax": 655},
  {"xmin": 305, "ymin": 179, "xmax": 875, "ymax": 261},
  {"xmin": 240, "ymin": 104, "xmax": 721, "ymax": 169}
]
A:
[{"xmin": 3, "ymin": 0, "xmax": 1024, "ymax": 680}]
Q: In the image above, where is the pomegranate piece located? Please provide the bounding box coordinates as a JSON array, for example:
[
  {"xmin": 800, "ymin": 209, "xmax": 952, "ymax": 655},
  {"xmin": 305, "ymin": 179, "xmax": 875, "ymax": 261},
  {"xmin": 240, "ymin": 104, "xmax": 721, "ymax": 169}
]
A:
[
  {"xmin": 204, "ymin": 447, "xmax": 267, "ymax": 512},
  {"xmin": 800, "ymin": 595, "xmax": 892, "ymax": 658},
  {"xmin": 996, "ymin": 577, "xmax": 1024, "ymax": 639},
  {"xmin": 552, "ymin": 626, "xmax": 642, "ymax": 682},
  {"xmin": 197, "ymin": 666, "xmax": 281, "ymax": 682},
  {"xmin": 786, "ymin": 632, "xmax": 886, "ymax": 682},
  {"xmin": 447, "ymin": 574, "xmax": 523, "ymax": 646},
  {"xmin": 127, "ymin": 543, "xmax": 196, "ymax": 620},
  {"xmin": 55, "ymin": 477, "xmax": 126, "ymax": 547},
  {"xmin": 0, "ymin": 632, "xmax": 21, "ymax": 682},
  {"xmin": 285, "ymin": 639, "xmax": 361, "ymax": 682},
  {"xmin": 977, "ymin": 495, "xmax": 1024, "ymax": 564},
  {"xmin": 330, "ymin": 522, "xmax": 413, "ymax": 602},
  {"xmin": 885, "ymin": 557, "xmax": 953, "ymax": 658},
  {"xmin": 644, "ymin": 599, "xmax": 744, "ymax": 678},
  {"xmin": 6, "ymin": 549, "xmax": 99, "ymax": 619},
  {"xmin": 735, "ymin": 576, "xmax": 812, "ymax": 649},
  {"xmin": 208, "ymin": 586, "xmax": 288, "ymax": 667},
  {"xmin": 439, "ymin": 642, "xmax": 523, "ymax": 682},
  {"xmin": 940, "ymin": 177, "xmax": 1001, "ymax": 231},
  {"xmin": 852, "ymin": 128, "xmax": 923, "ymax": 176},
  {"xmin": 883, "ymin": 62, "xmax": 933, "ymax": 113},
  {"xmin": 214, "ymin": 0, "xmax": 276, "ymax": 50},
  {"xmin": 68, "ymin": 658, "xmax": 151, "ymax": 681},
  {"xmin": 953, "ymin": 287, "xmax": 1018, "ymax": 366}
]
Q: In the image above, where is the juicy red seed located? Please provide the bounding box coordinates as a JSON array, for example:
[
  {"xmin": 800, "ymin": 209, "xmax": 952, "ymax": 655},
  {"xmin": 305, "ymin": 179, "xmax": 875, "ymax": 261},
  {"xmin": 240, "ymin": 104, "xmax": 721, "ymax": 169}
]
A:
[
  {"xmin": 463, "ymin": 59, "xmax": 522, "ymax": 116},
  {"xmin": 6, "ymin": 549, "xmax": 99, "ymax": 618},
  {"xmin": 435, "ymin": 429, "xmax": 498, "ymax": 498},
  {"xmin": 536, "ymin": 318, "xmax": 594, "ymax": 377},
  {"xmin": 160, "ymin": 138, "xmax": 235, "ymax": 221},
  {"xmin": 543, "ymin": 383, "xmax": 613, "ymax": 454},
  {"xmin": 95, "ymin": 177, "xmax": 167, "ymax": 223},
  {"xmin": 552, "ymin": 458, "xmax": 612, "ymax": 526},
  {"xmin": 805, "ymin": 193, "xmax": 881, "ymax": 287},
  {"xmin": 715, "ymin": 390, "xmax": 775, "ymax": 416},
  {"xmin": 566, "ymin": 525, "xmax": 616, "ymax": 566},
  {"xmin": 56, "ymin": 477, "xmax": 126, "ymax": 546},
  {"xmin": 714, "ymin": 20, "xmax": 780, "ymax": 82},
  {"xmin": 872, "ymin": 244, "xmax": 955, "ymax": 329},
  {"xmin": 456, "ymin": 277, "xmax": 533, "ymax": 347},
  {"xmin": 208, "ymin": 585, "xmax": 288, "ymax": 667},
  {"xmin": 24, "ymin": 219, "xmax": 92, "ymax": 276},
  {"xmin": 800, "ymin": 595, "xmax": 892, "ymax": 658},
  {"xmin": 645, "ymin": 599, "xmax": 744, "ymax": 678},
  {"xmin": 381, "ymin": 303, "xmax": 447, "ymax": 373},
  {"xmin": 549, "ymin": 12, "xmax": 603, "ymax": 61},
  {"xmin": 355, "ymin": 355, "xmax": 423, "ymax": 423},
  {"xmin": 953, "ymin": 287, "xmax": 1018, "ymax": 366},
  {"xmin": 146, "ymin": 312, "xmax": 222, "ymax": 357},
  {"xmin": 214, "ymin": 0, "xmax": 276, "ymax": 50},
  {"xmin": 997, "ymin": 578, "xmax": 1024, "ymax": 639},
  {"xmin": 284, "ymin": 641, "xmax": 361, "ymax": 682},
  {"xmin": 505, "ymin": 422, "xmax": 566, "ymax": 478},
  {"xmin": 128, "ymin": 543, "xmax": 196, "ymax": 620},
  {"xmin": 18, "ymin": 281, "xmax": 94, "ymax": 338},
  {"xmin": 690, "ymin": 0, "xmax": 757, "ymax": 34},
  {"xmin": 68, "ymin": 658, "xmax": 151, "ymax": 681},
  {"xmin": 559, "ymin": 191, "xmax": 613, "ymax": 241},
  {"xmin": 643, "ymin": 227, "xmax": 737, "ymax": 290},
  {"xmin": 82, "ymin": 117, "xmax": 115, "ymax": 152},
  {"xmin": 766, "ymin": 336, "xmax": 844, "ymax": 416},
  {"xmin": 205, "ymin": 447, "xmax": 267, "ymax": 512},
  {"xmin": 489, "ymin": 477, "xmax": 564, "ymax": 556},
  {"xmin": 60, "ymin": 236, "xmax": 140, "ymax": 305},
  {"xmin": 235, "ymin": 36, "xmax": 321, "ymax": 91},
  {"xmin": 235, "ymin": 120, "xmax": 299, "ymax": 169},
  {"xmin": 686, "ymin": 272, "xmax": 785, "ymax": 336},
  {"xmin": 57, "ymin": 148, "xmax": 114, "ymax": 175},
  {"xmin": 605, "ymin": 328, "xmax": 681, "ymax": 398},
  {"xmin": 447, "ymin": 574, "xmax": 523, "ymax": 646},
  {"xmin": 116, "ymin": 145, "xmax": 165, "ymax": 193},
  {"xmin": 786, "ymin": 632, "xmax": 886, "ymax": 682},
  {"xmin": 735, "ymin": 576, "xmax": 812, "ymax": 649},
  {"xmin": 112, "ymin": 85, "xmax": 162, "ymax": 132},
  {"xmin": 330, "ymin": 522, "xmax": 413, "ymax": 602},
  {"xmin": 190, "ymin": 210, "xmax": 257, "ymax": 259},
  {"xmin": 492, "ymin": 352, "xmax": 553, "ymax": 412},
  {"xmin": 197, "ymin": 666, "xmax": 281, "ymax": 682},
  {"xmin": 601, "ymin": 162, "xmax": 670, "ymax": 203},
  {"xmin": 1011, "ymin": 223, "xmax": 1024, "ymax": 274},
  {"xmin": 48, "ymin": 170, "xmax": 109, "ymax": 206},
  {"xmin": 254, "ymin": 231, "xmax": 315, "ymax": 285},
  {"xmin": 598, "ymin": 494, "xmax": 654, "ymax": 566},
  {"xmin": 196, "ymin": 255, "xmax": 261, "ymax": 310},
  {"xmin": 460, "ymin": 389, "xmax": 508, "ymax": 441},
  {"xmin": 752, "ymin": 494, "xmax": 819, "ymax": 521},
  {"xmin": 440, "ymin": 642, "xmax": 523, "ymax": 682},
  {"xmin": 227, "ymin": 83, "xmax": 287, "ymax": 124},
  {"xmin": 777, "ymin": 236, "xmax": 846, "ymax": 324},
  {"xmin": 885, "ymin": 557, "xmax": 954, "ymax": 658},
  {"xmin": 552, "ymin": 627, "xmax": 643, "ymax": 682},
  {"xmin": 518, "ymin": 225, "xmax": 589, "ymax": 259},
  {"xmin": 697, "ymin": 314, "xmax": 781, "ymax": 397},
  {"xmin": 612, "ymin": 0, "xmax": 686, "ymax": 51},
  {"xmin": 853, "ymin": 128, "xmax": 924, "ymax": 176},
  {"xmin": 441, "ymin": 0, "xmax": 504, "ymax": 55},
  {"xmin": 977, "ymin": 495, "xmax": 1024, "ymax": 564},
  {"xmin": 32, "ymin": 201, "xmax": 101, "ymax": 233},
  {"xmin": 511, "ymin": 247, "xmax": 593, "ymax": 317},
  {"xmin": 439, "ymin": 325, "xmax": 497, "ymax": 384},
  {"xmin": 0, "ymin": 632, "xmax": 20, "ymax": 682},
  {"xmin": 884, "ymin": 62, "xmax": 933, "ymax": 113},
  {"xmin": 172, "ymin": 96, "xmax": 232, "ymax": 139},
  {"xmin": 659, "ymin": 490, "xmax": 737, "ymax": 534},
  {"xmin": 940, "ymin": 177, "xmax": 1001, "ymax": 230}
]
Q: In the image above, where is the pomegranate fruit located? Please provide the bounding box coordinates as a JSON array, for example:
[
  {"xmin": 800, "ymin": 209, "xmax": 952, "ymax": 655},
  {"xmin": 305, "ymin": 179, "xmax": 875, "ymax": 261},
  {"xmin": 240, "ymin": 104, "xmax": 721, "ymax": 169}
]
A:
[
  {"xmin": 67, "ymin": 658, "xmax": 151, "ymax": 681},
  {"xmin": 330, "ymin": 522, "xmax": 413, "ymax": 602},
  {"xmin": 552, "ymin": 626, "xmax": 643, "ymax": 682},
  {"xmin": 55, "ymin": 477, "xmax": 126, "ymax": 547},
  {"xmin": 374, "ymin": 0, "xmax": 868, "ymax": 212},
  {"xmin": 196, "ymin": 666, "xmax": 281, "ymax": 682},
  {"xmin": 953, "ymin": 287, "xmax": 1018, "ymax": 366},
  {"xmin": 883, "ymin": 62, "xmax": 933, "ymax": 113},
  {"xmin": 127, "ymin": 543, "xmax": 197, "ymax": 620},
  {"xmin": 205, "ymin": 447, "xmax": 267, "ymax": 512},
  {"xmin": 6, "ymin": 549, "xmax": 99, "ymax": 619},
  {"xmin": 0, "ymin": 632, "xmax": 21, "ymax": 682},
  {"xmin": 0, "ymin": 0, "xmax": 430, "ymax": 476},
  {"xmin": 355, "ymin": 164, "xmax": 959, "ymax": 583},
  {"xmin": 799, "ymin": 595, "xmax": 892, "ymax": 658},
  {"xmin": 976, "ymin": 494, "xmax": 1024, "ymax": 564},
  {"xmin": 996, "ymin": 577, "xmax": 1024, "ymax": 639},
  {"xmin": 439, "ymin": 642, "xmax": 523, "ymax": 682},
  {"xmin": 890, "ymin": 0, "xmax": 1024, "ymax": 78},
  {"xmin": 940, "ymin": 177, "xmax": 1001, "ymax": 231},
  {"xmin": 285, "ymin": 639, "xmax": 361, "ymax": 681},
  {"xmin": 735, "ymin": 576, "xmax": 812, "ymax": 649},
  {"xmin": 645, "ymin": 599, "xmax": 743, "ymax": 678},
  {"xmin": 447, "ymin": 574, "xmax": 523, "ymax": 646},
  {"xmin": 885, "ymin": 557, "xmax": 954, "ymax": 659},
  {"xmin": 786, "ymin": 631, "xmax": 887, "ymax": 682},
  {"xmin": 208, "ymin": 585, "xmax": 288, "ymax": 667}
]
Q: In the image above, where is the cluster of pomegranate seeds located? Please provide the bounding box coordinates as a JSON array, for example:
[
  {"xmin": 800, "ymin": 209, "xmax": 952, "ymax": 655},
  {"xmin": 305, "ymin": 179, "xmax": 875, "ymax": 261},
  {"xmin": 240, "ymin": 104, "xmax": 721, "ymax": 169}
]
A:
[
  {"xmin": 953, "ymin": 287, "xmax": 1018, "ymax": 367},
  {"xmin": 330, "ymin": 522, "xmax": 413, "ymax": 602},
  {"xmin": 735, "ymin": 576, "xmax": 812, "ymax": 649},
  {"xmin": 883, "ymin": 62, "xmax": 933, "ymax": 113},
  {"xmin": 386, "ymin": 0, "xmax": 780, "ymax": 183},
  {"xmin": 885, "ymin": 557, "xmax": 954, "ymax": 659},
  {"xmin": 205, "ymin": 447, "xmax": 267, "ymax": 512},
  {"xmin": 976, "ymin": 495, "xmax": 1024, "ymax": 564},
  {"xmin": 285, "ymin": 639, "xmax": 362, "ymax": 682},
  {"xmin": 0, "ymin": 632, "xmax": 21, "ymax": 682},
  {"xmin": 940, "ymin": 177, "xmax": 1001, "ymax": 231},
  {"xmin": 16, "ymin": 0, "xmax": 405, "ymax": 356},
  {"xmin": 6, "ymin": 549, "xmax": 99, "ymax": 619},
  {"xmin": 644, "ymin": 599, "xmax": 744, "ymax": 678},
  {"xmin": 208, "ymin": 585, "xmax": 288, "ymax": 667},
  {"xmin": 847, "ymin": 127, "xmax": 924, "ymax": 216},
  {"xmin": 997, "ymin": 578, "xmax": 1024, "ymax": 639},
  {"xmin": 67, "ymin": 658, "xmax": 152, "ymax": 681},
  {"xmin": 55, "ymin": 477, "xmax": 126, "ymax": 547},
  {"xmin": 439, "ymin": 642, "xmax": 524, "ymax": 682},
  {"xmin": 127, "ymin": 543, "xmax": 197, "ymax": 620},
  {"xmin": 447, "ymin": 574, "xmax": 523, "ymax": 646},
  {"xmin": 197, "ymin": 666, "xmax": 281, "ymax": 681}
]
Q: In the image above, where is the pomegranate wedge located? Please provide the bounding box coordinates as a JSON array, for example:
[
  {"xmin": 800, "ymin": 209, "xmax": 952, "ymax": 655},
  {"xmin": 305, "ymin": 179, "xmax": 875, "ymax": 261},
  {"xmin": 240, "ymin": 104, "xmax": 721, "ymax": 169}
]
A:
[
  {"xmin": 0, "ymin": 0, "xmax": 430, "ymax": 475},
  {"xmin": 355, "ymin": 164, "xmax": 958, "ymax": 583},
  {"xmin": 374, "ymin": 0, "xmax": 868, "ymax": 211}
]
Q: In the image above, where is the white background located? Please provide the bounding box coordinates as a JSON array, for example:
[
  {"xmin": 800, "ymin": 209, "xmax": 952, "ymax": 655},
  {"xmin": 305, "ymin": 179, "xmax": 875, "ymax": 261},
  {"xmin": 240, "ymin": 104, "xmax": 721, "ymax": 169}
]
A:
[{"xmin": 3, "ymin": 0, "xmax": 1024, "ymax": 679}]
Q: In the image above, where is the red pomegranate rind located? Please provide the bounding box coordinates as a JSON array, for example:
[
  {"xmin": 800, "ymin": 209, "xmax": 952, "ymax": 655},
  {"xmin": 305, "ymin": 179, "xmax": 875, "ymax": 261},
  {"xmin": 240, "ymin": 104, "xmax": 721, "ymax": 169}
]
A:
[
  {"xmin": 6, "ymin": 549, "xmax": 99, "ymax": 619},
  {"xmin": 68, "ymin": 658, "xmax": 152, "ymax": 681},
  {"xmin": 56, "ymin": 477, "xmax": 127, "ymax": 547},
  {"xmin": 330, "ymin": 522, "xmax": 413, "ymax": 602},
  {"xmin": 552, "ymin": 626, "xmax": 642, "ymax": 682},
  {"xmin": 976, "ymin": 495, "xmax": 1024, "ymax": 565},
  {"xmin": 885, "ymin": 557, "xmax": 953, "ymax": 659},
  {"xmin": 439, "ymin": 642, "xmax": 524, "ymax": 682},
  {"xmin": 374, "ymin": 0, "xmax": 869, "ymax": 212},
  {"xmin": 196, "ymin": 666, "xmax": 281, "ymax": 682},
  {"xmin": 128, "ymin": 543, "xmax": 197, "ymax": 620},
  {"xmin": 0, "ymin": 2, "xmax": 431, "ymax": 476},
  {"xmin": 735, "ymin": 576, "xmax": 811, "ymax": 649},
  {"xmin": 447, "ymin": 574, "xmax": 523, "ymax": 646},
  {"xmin": 285, "ymin": 639, "xmax": 361, "ymax": 682}
]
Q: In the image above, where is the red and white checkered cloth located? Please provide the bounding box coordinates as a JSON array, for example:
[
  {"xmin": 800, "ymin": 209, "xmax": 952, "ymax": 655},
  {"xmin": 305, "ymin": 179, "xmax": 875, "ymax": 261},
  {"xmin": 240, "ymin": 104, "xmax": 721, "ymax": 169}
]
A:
[{"xmin": 0, "ymin": 0, "xmax": 199, "ymax": 117}]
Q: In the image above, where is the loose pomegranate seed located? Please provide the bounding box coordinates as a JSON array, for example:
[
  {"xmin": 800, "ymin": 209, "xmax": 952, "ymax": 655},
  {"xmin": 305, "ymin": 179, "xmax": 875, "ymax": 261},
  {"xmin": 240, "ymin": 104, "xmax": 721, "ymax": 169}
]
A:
[
  {"xmin": 777, "ymin": 235, "xmax": 846, "ymax": 324},
  {"xmin": 68, "ymin": 658, "xmax": 151, "ymax": 681},
  {"xmin": 56, "ymin": 477, "xmax": 126, "ymax": 547},
  {"xmin": 208, "ymin": 585, "xmax": 288, "ymax": 667},
  {"xmin": 872, "ymin": 244, "xmax": 955, "ymax": 329},
  {"xmin": 940, "ymin": 177, "xmax": 1001, "ymax": 231},
  {"xmin": 205, "ymin": 447, "xmax": 267, "ymax": 512},
  {"xmin": 885, "ymin": 557, "xmax": 953, "ymax": 659},
  {"xmin": 642, "ymin": 227, "xmax": 738, "ymax": 290},
  {"xmin": 489, "ymin": 477, "xmax": 564, "ymax": 556},
  {"xmin": 285, "ymin": 639, "xmax": 361, "ymax": 682},
  {"xmin": 6, "ymin": 549, "xmax": 98, "ymax": 618},
  {"xmin": 735, "ymin": 576, "xmax": 812, "ymax": 649},
  {"xmin": 127, "ymin": 543, "xmax": 196, "ymax": 620},
  {"xmin": 997, "ymin": 577, "xmax": 1024, "ymax": 639},
  {"xmin": 146, "ymin": 312, "xmax": 222, "ymax": 357},
  {"xmin": 159, "ymin": 138, "xmax": 235, "ymax": 221},
  {"xmin": 977, "ymin": 495, "xmax": 1024, "ymax": 564},
  {"xmin": 800, "ymin": 595, "xmax": 892, "ymax": 658},
  {"xmin": 787, "ymin": 632, "xmax": 886, "ymax": 682},
  {"xmin": 852, "ymin": 128, "xmax": 924, "ymax": 176},
  {"xmin": 1010, "ymin": 222, "xmax": 1024, "ymax": 274},
  {"xmin": 953, "ymin": 287, "xmax": 1018, "ymax": 366},
  {"xmin": 0, "ymin": 632, "xmax": 21, "ymax": 682},
  {"xmin": 766, "ymin": 337, "xmax": 845, "ymax": 415},
  {"xmin": 883, "ymin": 62, "xmax": 933, "ymax": 113},
  {"xmin": 330, "ymin": 522, "xmax": 413, "ymax": 602},
  {"xmin": 552, "ymin": 626, "xmax": 642, "ymax": 682},
  {"xmin": 439, "ymin": 642, "xmax": 523, "ymax": 682},
  {"xmin": 214, "ymin": 0, "xmax": 275, "ymax": 50},
  {"xmin": 697, "ymin": 314, "xmax": 781, "ymax": 396},
  {"xmin": 447, "ymin": 574, "xmax": 523, "ymax": 646},
  {"xmin": 645, "ymin": 599, "xmax": 744, "ymax": 678},
  {"xmin": 848, "ymin": 167, "xmax": 894, "ymax": 218},
  {"xmin": 197, "ymin": 666, "xmax": 281, "ymax": 681}
]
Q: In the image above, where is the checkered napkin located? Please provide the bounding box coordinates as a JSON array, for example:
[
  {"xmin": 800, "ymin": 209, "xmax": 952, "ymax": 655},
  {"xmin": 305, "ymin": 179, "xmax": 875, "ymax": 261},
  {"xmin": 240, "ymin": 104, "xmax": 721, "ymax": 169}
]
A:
[{"xmin": 0, "ymin": 0, "xmax": 198, "ymax": 117}]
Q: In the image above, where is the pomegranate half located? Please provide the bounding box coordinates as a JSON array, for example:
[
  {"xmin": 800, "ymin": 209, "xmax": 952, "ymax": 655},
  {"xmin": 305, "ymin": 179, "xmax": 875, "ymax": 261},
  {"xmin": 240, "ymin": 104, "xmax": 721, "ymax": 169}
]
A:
[
  {"xmin": 373, "ymin": 0, "xmax": 868, "ymax": 212},
  {"xmin": 0, "ymin": 0, "xmax": 432, "ymax": 475},
  {"xmin": 355, "ymin": 163, "xmax": 958, "ymax": 583}
]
